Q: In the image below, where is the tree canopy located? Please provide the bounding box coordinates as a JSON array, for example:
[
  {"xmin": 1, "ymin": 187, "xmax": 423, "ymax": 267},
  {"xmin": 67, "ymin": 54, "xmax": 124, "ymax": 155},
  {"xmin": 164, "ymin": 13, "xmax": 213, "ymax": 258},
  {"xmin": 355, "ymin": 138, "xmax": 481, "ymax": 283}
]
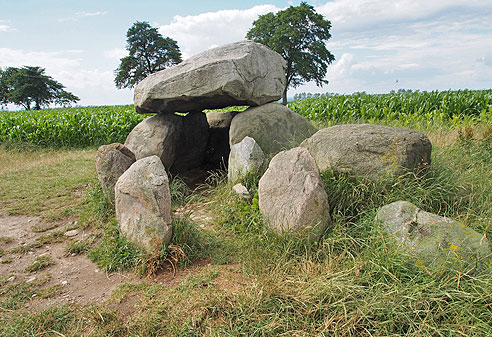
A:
[
  {"xmin": 114, "ymin": 21, "xmax": 182, "ymax": 89},
  {"xmin": 0, "ymin": 66, "xmax": 79, "ymax": 110},
  {"xmin": 246, "ymin": 2, "xmax": 335, "ymax": 103}
]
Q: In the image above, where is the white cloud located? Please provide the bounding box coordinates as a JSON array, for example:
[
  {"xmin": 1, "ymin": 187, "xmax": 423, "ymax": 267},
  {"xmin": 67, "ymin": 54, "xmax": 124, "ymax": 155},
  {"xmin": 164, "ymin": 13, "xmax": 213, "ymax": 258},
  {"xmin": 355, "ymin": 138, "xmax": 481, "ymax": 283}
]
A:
[
  {"xmin": 58, "ymin": 10, "xmax": 108, "ymax": 22},
  {"xmin": 78, "ymin": 11, "xmax": 108, "ymax": 17},
  {"xmin": 104, "ymin": 48, "xmax": 127, "ymax": 61},
  {"xmin": 150, "ymin": 0, "xmax": 492, "ymax": 96},
  {"xmin": 316, "ymin": 0, "xmax": 490, "ymax": 31},
  {"xmin": 0, "ymin": 48, "xmax": 132, "ymax": 106},
  {"xmin": 0, "ymin": 48, "xmax": 82, "ymax": 69},
  {"xmin": 0, "ymin": 24, "xmax": 14, "ymax": 32},
  {"xmin": 159, "ymin": 4, "xmax": 280, "ymax": 59}
]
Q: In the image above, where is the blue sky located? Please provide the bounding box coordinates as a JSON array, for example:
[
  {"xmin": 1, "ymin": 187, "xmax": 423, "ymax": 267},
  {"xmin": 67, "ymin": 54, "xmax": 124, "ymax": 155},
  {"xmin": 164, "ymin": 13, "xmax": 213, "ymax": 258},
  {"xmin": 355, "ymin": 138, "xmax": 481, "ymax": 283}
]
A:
[{"xmin": 1, "ymin": 0, "xmax": 491, "ymax": 107}]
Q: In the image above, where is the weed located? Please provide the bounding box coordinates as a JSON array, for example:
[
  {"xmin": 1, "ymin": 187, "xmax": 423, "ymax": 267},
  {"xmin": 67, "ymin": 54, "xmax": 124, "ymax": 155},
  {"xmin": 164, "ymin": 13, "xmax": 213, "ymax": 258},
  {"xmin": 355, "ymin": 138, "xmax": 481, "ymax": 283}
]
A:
[
  {"xmin": 88, "ymin": 219, "xmax": 145, "ymax": 273},
  {"xmin": 37, "ymin": 284, "xmax": 63, "ymax": 299},
  {"xmin": 65, "ymin": 234, "xmax": 98, "ymax": 256},
  {"xmin": 169, "ymin": 176, "xmax": 192, "ymax": 208},
  {"xmin": 0, "ymin": 237, "xmax": 14, "ymax": 244},
  {"xmin": 25, "ymin": 256, "xmax": 55, "ymax": 272}
]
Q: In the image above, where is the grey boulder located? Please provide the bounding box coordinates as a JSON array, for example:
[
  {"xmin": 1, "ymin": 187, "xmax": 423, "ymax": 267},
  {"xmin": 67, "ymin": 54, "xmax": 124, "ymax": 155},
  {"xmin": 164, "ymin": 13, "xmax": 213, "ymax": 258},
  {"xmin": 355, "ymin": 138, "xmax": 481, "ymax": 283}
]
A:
[
  {"xmin": 230, "ymin": 103, "xmax": 317, "ymax": 156},
  {"xmin": 376, "ymin": 201, "xmax": 490, "ymax": 271},
  {"xmin": 134, "ymin": 41, "xmax": 286, "ymax": 114},
  {"xmin": 232, "ymin": 183, "xmax": 251, "ymax": 202},
  {"xmin": 258, "ymin": 147, "xmax": 330, "ymax": 238},
  {"xmin": 228, "ymin": 136, "xmax": 265, "ymax": 182},
  {"xmin": 300, "ymin": 124, "xmax": 431, "ymax": 180},
  {"xmin": 115, "ymin": 156, "xmax": 173, "ymax": 253},
  {"xmin": 124, "ymin": 113, "xmax": 181, "ymax": 170},
  {"xmin": 95, "ymin": 143, "xmax": 135, "ymax": 202}
]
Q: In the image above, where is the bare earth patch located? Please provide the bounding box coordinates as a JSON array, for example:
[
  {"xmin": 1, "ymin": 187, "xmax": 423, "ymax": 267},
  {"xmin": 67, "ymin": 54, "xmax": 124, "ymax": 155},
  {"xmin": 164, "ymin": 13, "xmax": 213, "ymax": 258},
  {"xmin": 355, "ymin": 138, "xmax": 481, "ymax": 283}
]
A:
[{"xmin": 0, "ymin": 215, "xmax": 136, "ymax": 310}]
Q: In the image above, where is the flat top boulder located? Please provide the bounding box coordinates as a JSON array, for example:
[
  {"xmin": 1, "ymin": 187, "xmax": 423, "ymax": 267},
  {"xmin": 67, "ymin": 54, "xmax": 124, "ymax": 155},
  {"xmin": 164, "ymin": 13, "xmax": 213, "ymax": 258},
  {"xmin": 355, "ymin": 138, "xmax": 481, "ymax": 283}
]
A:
[
  {"xmin": 135, "ymin": 41, "xmax": 286, "ymax": 114},
  {"xmin": 300, "ymin": 124, "xmax": 431, "ymax": 180}
]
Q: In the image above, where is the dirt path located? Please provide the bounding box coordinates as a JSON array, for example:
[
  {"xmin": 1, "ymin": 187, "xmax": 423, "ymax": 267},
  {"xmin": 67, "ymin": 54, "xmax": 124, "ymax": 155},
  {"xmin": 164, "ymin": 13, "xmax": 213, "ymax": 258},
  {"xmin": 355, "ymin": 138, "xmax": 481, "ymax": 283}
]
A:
[
  {"xmin": 0, "ymin": 215, "xmax": 136, "ymax": 310},
  {"xmin": 0, "ymin": 202, "xmax": 217, "ymax": 311}
]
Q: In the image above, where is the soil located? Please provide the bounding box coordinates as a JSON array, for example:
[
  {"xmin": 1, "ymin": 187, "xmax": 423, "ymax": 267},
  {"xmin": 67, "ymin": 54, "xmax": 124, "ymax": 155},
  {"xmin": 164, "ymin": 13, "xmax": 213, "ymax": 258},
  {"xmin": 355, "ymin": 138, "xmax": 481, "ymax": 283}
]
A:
[{"xmin": 0, "ymin": 207, "xmax": 218, "ymax": 311}]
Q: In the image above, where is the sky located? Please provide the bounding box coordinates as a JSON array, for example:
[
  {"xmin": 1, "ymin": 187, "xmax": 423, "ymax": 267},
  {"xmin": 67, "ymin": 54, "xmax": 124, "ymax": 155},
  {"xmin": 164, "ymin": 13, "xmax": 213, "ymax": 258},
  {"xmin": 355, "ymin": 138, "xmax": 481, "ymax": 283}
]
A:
[{"xmin": 1, "ymin": 0, "xmax": 491, "ymax": 108}]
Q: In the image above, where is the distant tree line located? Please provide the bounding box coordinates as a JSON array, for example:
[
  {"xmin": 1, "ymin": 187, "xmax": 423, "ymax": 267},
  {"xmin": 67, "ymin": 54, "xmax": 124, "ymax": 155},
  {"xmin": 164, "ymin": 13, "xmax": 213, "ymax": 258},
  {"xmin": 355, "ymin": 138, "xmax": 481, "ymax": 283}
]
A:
[{"xmin": 293, "ymin": 89, "xmax": 423, "ymax": 101}]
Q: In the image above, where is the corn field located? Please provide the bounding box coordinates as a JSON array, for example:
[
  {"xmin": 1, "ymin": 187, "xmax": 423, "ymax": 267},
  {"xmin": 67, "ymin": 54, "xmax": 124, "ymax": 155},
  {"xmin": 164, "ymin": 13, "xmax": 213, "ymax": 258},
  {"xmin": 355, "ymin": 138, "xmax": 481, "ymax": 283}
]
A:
[
  {"xmin": 288, "ymin": 89, "xmax": 492, "ymax": 127},
  {"xmin": 0, "ymin": 105, "xmax": 144, "ymax": 148},
  {"xmin": 1, "ymin": 89, "xmax": 491, "ymax": 148}
]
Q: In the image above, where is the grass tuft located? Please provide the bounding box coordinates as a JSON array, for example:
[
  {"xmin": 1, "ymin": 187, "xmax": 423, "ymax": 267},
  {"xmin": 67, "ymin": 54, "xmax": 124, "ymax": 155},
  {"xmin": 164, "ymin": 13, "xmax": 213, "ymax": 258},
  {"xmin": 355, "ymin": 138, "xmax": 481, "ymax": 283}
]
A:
[{"xmin": 25, "ymin": 256, "xmax": 55, "ymax": 272}]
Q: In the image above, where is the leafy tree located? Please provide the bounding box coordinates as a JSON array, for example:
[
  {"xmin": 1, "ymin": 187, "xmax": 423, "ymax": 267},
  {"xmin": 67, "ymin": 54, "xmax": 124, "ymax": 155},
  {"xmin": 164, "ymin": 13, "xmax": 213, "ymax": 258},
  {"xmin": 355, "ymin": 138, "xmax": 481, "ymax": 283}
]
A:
[
  {"xmin": 246, "ymin": 2, "xmax": 335, "ymax": 103},
  {"xmin": 114, "ymin": 21, "xmax": 182, "ymax": 89},
  {"xmin": 0, "ymin": 66, "xmax": 79, "ymax": 110}
]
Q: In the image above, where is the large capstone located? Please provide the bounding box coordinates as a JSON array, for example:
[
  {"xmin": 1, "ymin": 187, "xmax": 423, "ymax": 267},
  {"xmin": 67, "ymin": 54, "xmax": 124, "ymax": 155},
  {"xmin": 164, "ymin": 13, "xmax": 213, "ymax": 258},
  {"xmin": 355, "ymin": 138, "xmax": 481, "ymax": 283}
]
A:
[
  {"xmin": 134, "ymin": 41, "xmax": 286, "ymax": 114},
  {"xmin": 230, "ymin": 103, "xmax": 317, "ymax": 156},
  {"xmin": 376, "ymin": 201, "xmax": 490, "ymax": 272},
  {"xmin": 258, "ymin": 147, "xmax": 330, "ymax": 238},
  {"xmin": 115, "ymin": 156, "xmax": 173, "ymax": 253},
  {"xmin": 124, "ymin": 113, "xmax": 181, "ymax": 170},
  {"xmin": 300, "ymin": 124, "xmax": 431, "ymax": 180},
  {"xmin": 95, "ymin": 143, "xmax": 135, "ymax": 202}
]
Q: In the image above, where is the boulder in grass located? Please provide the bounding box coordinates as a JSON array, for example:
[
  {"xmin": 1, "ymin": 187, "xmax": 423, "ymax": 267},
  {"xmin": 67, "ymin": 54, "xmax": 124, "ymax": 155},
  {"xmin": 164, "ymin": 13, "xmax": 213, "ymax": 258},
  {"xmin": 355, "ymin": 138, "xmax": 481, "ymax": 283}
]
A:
[
  {"xmin": 95, "ymin": 143, "xmax": 135, "ymax": 202},
  {"xmin": 229, "ymin": 103, "xmax": 317, "ymax": 156},
  {"xmin": 134, "ymin": 41, "xmax": 286, "ymax": 114},
  {"xmin": 228, "ymin": 136, "xmax": 265, "ymax": 183},
  {"xmin": 258, "ymin": 147, "xmax": 330, "ymax": 238},
  {"xmin": 233, "ymin": 183, "xmax": 251, "ymax": 202},
  {"xmin": 300, "ymin": 124, "xmax": 431, "ymax": 181},
  {"xmin": 376, "ymin": 201, "xmax": 491, "ymax": 272},
  {"xmin": 115, "ymin": 156, "xmax": 173, "ymax": 253},
  {"xmin": 124, "ymin": 113, "xmax": 182, "ymax": 171}
]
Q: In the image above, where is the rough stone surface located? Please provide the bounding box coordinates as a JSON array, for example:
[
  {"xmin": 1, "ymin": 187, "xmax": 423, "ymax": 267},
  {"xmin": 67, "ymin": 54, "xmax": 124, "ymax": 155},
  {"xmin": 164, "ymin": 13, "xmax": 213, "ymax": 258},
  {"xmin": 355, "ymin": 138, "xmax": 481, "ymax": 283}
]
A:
[
  {"xmin": 376, "ymin": 201, "xmax": 490, "ymax": 271},
  {"xmin": 124, "ymin": 113, "xmax": 181, "ymax": 170},
  {"xmin": 230, "ymin": 103, "xmax": 317, "ymax": 155},
  {"xmin": 233, "ymin": 183, "xmax": 251, "ymax": 202},
  {"xmin": 206, "ymin": 111, "xmax": 238, "ymax": 129},
  {"xmin": 258, "ymin": 147, "xmax": 330, "ymax": 237},
  {"xmin": 170, "ymin": 112, "xmax": 209, "ymax": 175},
  {"xmin": 95, "ymin": 143, "xmax": 136, "ymax": 202},
  {"xmin": 134, "ymin": 41, "xmax": 286, "ymax": 114},
  {"xmin": 228, "ymin": 136, "xmax": 265, "ymax": 182},
  {"xmin": 115, "ymin": 156, "xmax": 172, "ymax": 253},
  {"xmin": 300, "ymin": 124, "xmax": 432, "ymax": 180}
]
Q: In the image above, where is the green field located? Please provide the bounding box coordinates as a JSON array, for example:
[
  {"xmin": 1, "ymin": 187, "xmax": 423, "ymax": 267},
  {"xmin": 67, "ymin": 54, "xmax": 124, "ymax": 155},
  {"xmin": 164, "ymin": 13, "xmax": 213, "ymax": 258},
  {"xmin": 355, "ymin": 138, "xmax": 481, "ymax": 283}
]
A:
[
  {"xmin": 1, "ymin": 89, "xmax": 491, "ymax": 148},
  {"xmin": 1, "ymin": 90, "xmax": 492, "ymax": 336},
  {"xmin": 0, "ymin": 105, "xmax": 144, "ymax": 148}
]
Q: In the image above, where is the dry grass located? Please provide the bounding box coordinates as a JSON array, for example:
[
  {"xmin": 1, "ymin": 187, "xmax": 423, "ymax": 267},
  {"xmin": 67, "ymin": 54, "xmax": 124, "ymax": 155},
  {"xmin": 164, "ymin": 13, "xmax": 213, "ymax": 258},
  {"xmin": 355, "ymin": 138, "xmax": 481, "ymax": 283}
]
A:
[{"xmin": 0, "ymin": 147, "xmax": 96, "ymax": 219}]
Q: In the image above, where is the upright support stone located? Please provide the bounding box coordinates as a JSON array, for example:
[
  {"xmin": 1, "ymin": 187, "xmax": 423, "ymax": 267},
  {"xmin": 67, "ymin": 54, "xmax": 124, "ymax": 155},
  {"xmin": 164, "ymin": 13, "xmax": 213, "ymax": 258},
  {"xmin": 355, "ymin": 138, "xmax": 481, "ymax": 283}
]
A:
[
  {"xmin": 124, "ymin": 113, "xmax": 182, "ymax": 171},
  {"xmin": 95, "ymin": 143, "xmax": 135, "ymax": 202},
  {"xmin": 258, "ymin": 147, "xmax": 330, "ymax": 238},
  {"xmin": 228, "ymin": 136, "xmax": 265, "ymax": 183},
  {"xmin": 115, "ymin": 156, "xmax": 173, "ymax": 253}
]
